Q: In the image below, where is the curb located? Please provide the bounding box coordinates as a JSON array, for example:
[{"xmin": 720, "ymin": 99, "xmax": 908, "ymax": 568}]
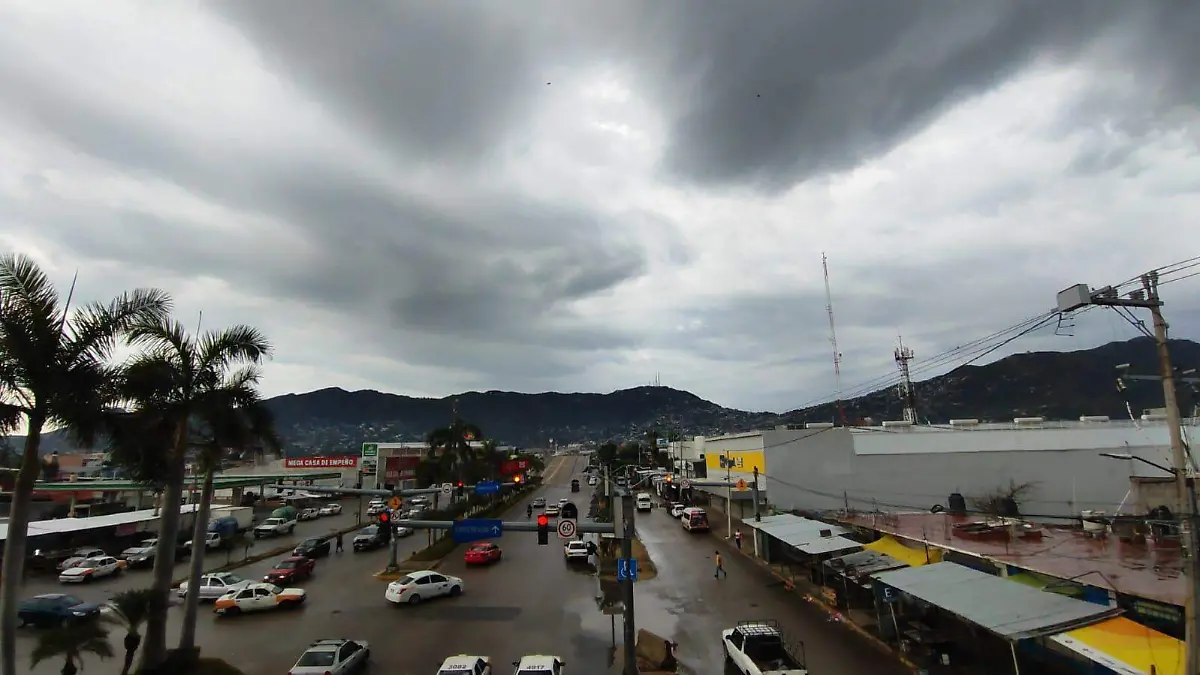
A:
[
  {"xmin": 710, "ymin": 513, "xmax": 920, "ymax": 675},
  {"xmin": 171, "ymin": 524, "xmax": 362, "ymax": 586}
]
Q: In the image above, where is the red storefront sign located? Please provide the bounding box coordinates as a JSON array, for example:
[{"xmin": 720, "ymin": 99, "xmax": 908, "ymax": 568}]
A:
[
  {"xmin": 283, "ymin": 456, "xmax": 359, "ymax": 469},
  {"xmin": 500, "ymin": 458, "xmax": 530, "ymax": 475},
  {"xmin": 384, "ymin": 456, "xmax": 420, "ymax": 483}
]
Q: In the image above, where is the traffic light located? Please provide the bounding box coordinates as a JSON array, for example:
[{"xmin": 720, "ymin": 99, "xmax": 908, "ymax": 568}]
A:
[
  {"xmin": 456, "ymin": 481, "xmax": 464, "ymax": 498},
  {"xmin": 378, "ymin": 511, "xmax": 392, "ymax": 542},
  {"xmin": 378, "ymin": 510, "xmax": 389, "ymax": 523},
  {"xmin": 560, "ymin": 502, "xmax": 578, "ymax": 520},
  {"xmin": 536, "ymin": 514, "xmax": 549, "ymax": 545},
  {"xmin": 513, "ymin": 474, "xmax": 522, "ymax": 483}
]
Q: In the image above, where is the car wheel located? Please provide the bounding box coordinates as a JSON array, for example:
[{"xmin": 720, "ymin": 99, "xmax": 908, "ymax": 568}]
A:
[
  {"xmin": 223, "ymin": 607, "xmax": 241, "ymax": 617},
  {"xmin": 449, "ymin": 585, "xmax": 462, "ymax": 597},
  {"xmin": 289, "ymin": 525, "xmax": 295, "ymax": 533},
  {"xmin": 407, "ymin": 594, "xmax": 422, "ymax": 605}
]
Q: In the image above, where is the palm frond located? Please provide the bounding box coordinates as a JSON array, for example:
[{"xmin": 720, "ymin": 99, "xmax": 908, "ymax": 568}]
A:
[
  {"xmin": 102, "ymin": 588, "xmax": 155, "ymax": 634},
  {"xmin": 0, "ymin": 253, "xmax": 62, "ymax": 335},
  {"xmin": 196, "ymin": 325, "xmax": 271, "ymax": 376},
  {"xmin": 30, "ymin": 620, "xmax": 114, "ymax": 668},
  {"xmin": 126, "ymin": 317, "xmax": 195, "ymax": 378},
  {"xmin": 61, "ymin": 288, "xmax": 172, "ymax": 367}
]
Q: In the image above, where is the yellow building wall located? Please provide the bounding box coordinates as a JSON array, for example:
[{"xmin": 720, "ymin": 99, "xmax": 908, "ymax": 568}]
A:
[{"xmin": 704, "ymin": 449, "xmax": 765, "ymax": 476}]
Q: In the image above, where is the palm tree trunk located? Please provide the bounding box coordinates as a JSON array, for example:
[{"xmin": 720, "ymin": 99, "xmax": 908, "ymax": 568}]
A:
[
  {"xmin": 177, "ymin": 467, "xmax": 214, "ymax": 652},
  {"xmin": 0, "ymin": 418, "xmax": 45, "ymax": 675},
  {"xmin": 138, "ymin": 423, "xmax": 188, "ymax": 672},
  {"xmin": 121, "ymin": 632, "xmax": 141, "ymax": 675}
]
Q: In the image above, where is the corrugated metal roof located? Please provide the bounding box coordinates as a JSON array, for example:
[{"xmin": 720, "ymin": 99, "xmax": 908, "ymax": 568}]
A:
[
  {"xmin": 745, "ymin": 514, "xmax": 849, "ymax": 539},
  {"xmin": 795, "ymin": 535, "xmax": 861, "ymax": 555},
  {"xmin": 872, "ymin": 562, "xmax": 1122, "ymax": 640},
  {"xmin": 0, "ymin": 505, "xmax": 201, "ymax": 541},
  {"xmin": 824, "ymin": 549, "xmax": 909, "ymax": 578}
]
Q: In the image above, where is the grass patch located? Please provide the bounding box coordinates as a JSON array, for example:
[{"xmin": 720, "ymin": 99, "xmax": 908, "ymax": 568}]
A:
[
  {"xmin": 598, "ymin": 536, "xmax": 658, "ymax": 582},
  {"xmin": 398, "ymin": 488, "xmax": 533, "ymax": 566}
]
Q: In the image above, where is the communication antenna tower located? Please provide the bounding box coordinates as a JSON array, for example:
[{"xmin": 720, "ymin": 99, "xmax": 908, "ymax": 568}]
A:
[
  {"xmin": 822, "ymin": 253, "xmax": 846, "ymax": 425},
  {"xmin": 894, "ymin": 336, "xmax": 918, "ymax": 423}
]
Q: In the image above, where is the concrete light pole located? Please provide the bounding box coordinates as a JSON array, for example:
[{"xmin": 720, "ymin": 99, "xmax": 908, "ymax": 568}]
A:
[{"xmin": 1059, "ymin": 273, "xmax": 1200, "ymax": 675}]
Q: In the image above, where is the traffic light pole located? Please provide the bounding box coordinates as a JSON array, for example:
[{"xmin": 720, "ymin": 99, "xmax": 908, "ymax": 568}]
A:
[{"xmin": 620, "ymin": 490, "xmax": 638, "ymax": 675}]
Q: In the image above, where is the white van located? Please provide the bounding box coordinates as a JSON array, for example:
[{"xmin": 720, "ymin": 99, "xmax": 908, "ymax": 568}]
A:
[
  {"xmin": 681, "ymin": 507, "xmax": 709, "ymax": 532},
  {"xmin": 635, "ymin": 493, "xmax": 653, "ymax": 512}
]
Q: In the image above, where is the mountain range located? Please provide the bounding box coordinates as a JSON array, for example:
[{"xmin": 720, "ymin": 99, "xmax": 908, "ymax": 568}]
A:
[{"xmin": 9, "ymin": 336, "xmax": 1198, "ymax": 456}]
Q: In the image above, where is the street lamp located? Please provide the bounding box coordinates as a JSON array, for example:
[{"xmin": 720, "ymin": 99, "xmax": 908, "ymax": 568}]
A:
[{"xmin": 1098, "ymin": 452, "xmax": 1177, "ymax": 475}]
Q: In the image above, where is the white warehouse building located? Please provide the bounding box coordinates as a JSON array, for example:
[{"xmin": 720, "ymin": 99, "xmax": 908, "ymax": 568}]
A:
[{"xmin": 688, "ymin": 414, "xmax": 1199, "ymax": 520}]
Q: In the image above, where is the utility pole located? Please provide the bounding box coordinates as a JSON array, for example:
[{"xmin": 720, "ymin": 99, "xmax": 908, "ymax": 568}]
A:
[
  {"xmin": 752, "ymin": 467, "xmax": 761, "ymax": 558},
  {"xmin": 1059, "ymin": 272, "xmax": 1200, "ymax": 675},
  {"xmin": 620, "ymin": 490, "xmax": 638, "ymax": 675},
  {"xmin": 724, "ymin": 451, "xmax": 733, "ymax": 537}
]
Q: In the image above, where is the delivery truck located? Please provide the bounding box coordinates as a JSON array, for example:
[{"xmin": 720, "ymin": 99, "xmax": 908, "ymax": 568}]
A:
[{"xmin": 209, "ymin": 505, "xmax": 254, "ymax": 532}]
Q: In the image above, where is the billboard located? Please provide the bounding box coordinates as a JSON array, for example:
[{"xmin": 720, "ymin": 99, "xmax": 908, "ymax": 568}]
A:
[
  {"xmin": 500, "ymin": 458, "xmax": 531, "ymax": 475},
  {"xmin": 284, "ymin": 456, "xmax": 359, "ymax": 469},
  {"xmin": 384, "ymin": 456, "xmax": 420, "ymax": 483}
]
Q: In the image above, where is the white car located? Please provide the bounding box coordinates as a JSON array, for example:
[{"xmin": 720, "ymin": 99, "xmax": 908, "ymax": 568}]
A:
[
  {"xmin": 59, "ymin": 556, "xmax": 124, "ymax": 584},
  {"xmin": 545, "ymin": 505, "xmax": 559, "ymax": 517},
  {"xmin": 298, "ymin": 507, "xmax": 321, "ymax": 521},
  {"xmin": 177, "ymin": 572, "xmax": 251, "ymax": 601},
  {"xmin": 57, "ymin": 547, "xmax": 106, "ymax": 571},
  {"xmin": 184, "ymin": 532, "xmax": 221, "ymax": 550},
  {"xmin": 512, "ymin": 655, "xmax": 565, "ymax": 675},
  {"xmin": 367, "ymin": 500, "xmax": 387, "ymax": 516},
  {"xmin": 213, "ymin": 582, "xmax": 306, "ymax": 616},
  {"xmin": 437, "ymin": 655, "xmax": 491, "ymax": 675},
  {"xmin": 384, "ymin": 570, "xmax": 464, "ymax": 605},
  {"xmin": 563, "ymin": 540, "xmax": 589, "ymax": 562},
  {"xmin": 290, "ymin": 639, "xmax": 370, "ymax": 675},
  {"xmin": 670, "ymin": 503, "xmax": 685, "ymax": 518},
  {"xmin": 318, "ymin": 503, "xmax": 342, "ymax": 516}
]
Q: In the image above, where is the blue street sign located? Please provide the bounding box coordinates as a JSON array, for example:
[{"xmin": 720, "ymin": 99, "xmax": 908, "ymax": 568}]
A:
[
  {"xmin": 475, "ymin": 480, "xmax": 501, "ymax": 496},
  {"xmin": 451, "ymin": 518, "xmax": 503, "ymax": 543},
  {"xmin": 616, "ymin": 558, "xmax": 639, "ymax": 582}
]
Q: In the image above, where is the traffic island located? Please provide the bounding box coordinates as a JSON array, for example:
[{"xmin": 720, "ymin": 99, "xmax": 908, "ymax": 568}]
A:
[{"xmin": 597, "ymin": 537, "xmax": 657, "ymax": 582}]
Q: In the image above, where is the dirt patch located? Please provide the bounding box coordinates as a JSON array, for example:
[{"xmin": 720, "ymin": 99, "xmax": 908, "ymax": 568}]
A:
[{"xmin": 598, "ymin": 537, "xmax": 658, "ymax": 582}]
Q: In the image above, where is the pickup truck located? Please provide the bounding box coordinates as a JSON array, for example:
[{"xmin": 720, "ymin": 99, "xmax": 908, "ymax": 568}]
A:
[
  {"xmin": 253, "ymin": 516, "xmax": 296, "ymax": 539},
  {"xmin": 722, "ymin": 620, "xmax": 808, "ymax": 675}
]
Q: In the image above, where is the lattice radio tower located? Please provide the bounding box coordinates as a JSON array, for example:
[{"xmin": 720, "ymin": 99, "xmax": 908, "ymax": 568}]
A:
[
  {"xmin": 822, "ymin": 253, "xmax": 846, "ymax": 425},
  {"xmin": 894, "ymin": 336, "xmax": 918, "ymax": 423}
]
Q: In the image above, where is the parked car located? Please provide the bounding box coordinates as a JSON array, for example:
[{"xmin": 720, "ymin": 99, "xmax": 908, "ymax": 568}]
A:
[
  {"xmin": 177, "ymin": 572, "xmax": 251, "ymax": 601},
  {"xmin": 293, "ymin": 537, "xmax": 331, "ymax": 559},
  {"xmin": 463, "ymin": 542, "xmax": 502, "ymax": 565},
  {"xmin": 56, "ymin": 548, "xmax": 106, "ymax": 571},
  {"xmin": 253, "ymin": 517, "xmax": 295, "ymax": 538},
  {"xmin": 437, "ymin": 655, "xmax": 490, "ymax": 675},
  {"xmin": 118, "ymin": 541, "xmax": 158, "ymax": 569},
  {"xmin": 318, "ymin": 503, "xmax": 342, "ymax": 516},
  {"xmin": 512, "ymin": 655, "xmax": 564, "ymax": 675},
  {"xmin": 263, "ymin": 556, "xmax": 316, "ymax": 585},
  {"xmin": 722, "ymin": 620, "xmax": 807, "ymax": 675},
  {"xmin": 290, "ymin": 639, "xmax": 370, "ymax": 675},
  {"xmin": 298, "ymin": 507, "xmax": 321, "ymax": 521},
  {"xmin": 670, "ymin": 503, "xmax": 686, "ymax": 518},
  {"xmin": 367, "ymin": 500, "xmax": 387, "ymax": 516},
  {"xmin": 17, "ymin": 594, "xmax": 101, "ymax": 628},
  {"xmin": 384, "ymin": 570, "xmax": 464, "ymax": 605}
]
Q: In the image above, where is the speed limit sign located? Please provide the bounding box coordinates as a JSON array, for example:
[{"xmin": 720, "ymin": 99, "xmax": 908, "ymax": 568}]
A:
[
  {"xmin": 557, "ymin": 518, "xmax": 577, "ymax": 539},
  {"xmin": 681, "ymin": 479, "xmax": 691, "ymax": 489}
]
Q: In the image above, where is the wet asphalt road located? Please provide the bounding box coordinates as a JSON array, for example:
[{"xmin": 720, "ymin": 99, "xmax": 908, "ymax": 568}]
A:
[
  {"xmin": 633, "ymin": 504, "xmax": 908, "ymax": 675},
  {"xmin": 16, "ymin": 456, "xmax": 587, "ymax": 675}
]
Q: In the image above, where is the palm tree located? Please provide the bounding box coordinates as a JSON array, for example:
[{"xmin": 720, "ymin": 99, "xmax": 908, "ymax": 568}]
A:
[
  {"xmin": 109, "ymin": 319, "xmax": 271, "ymax": 671},
  {"xmin": 425, "ymin": 419, "xmax": 484, "ymax": 483},
  {"xmin": 30, "ymin": 621, "xmax": 114, "ymax": 675},
  {"xmin": 102, "ymin": 589, "xmax": 154, "ymax": 675},
  {"xmin": 178, "ymin": 390, "xmax": 278, "ymax": 653},
  {"xmin": 0, "ymin": 253, "xmax": 170, "ymax": 675}
]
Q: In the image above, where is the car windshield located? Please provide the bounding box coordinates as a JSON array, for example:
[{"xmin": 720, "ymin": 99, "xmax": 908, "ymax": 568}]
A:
[
  {"xmin": 78, "ymin": 560, "xmax": 101, "ymax": 568},
  {"xmin": 296, "ymin": 651, "xmax": 336, "ymax": 667},
  {"xmin": 302, "ymin": 539, "xmax": 321, "ymax": 546},
  {"xmin": 360, "ymin": 526, "xmax": 378, "ymax": 535},
  {"xmin": 396, "ymin": 575, "xmax": 416, "ymax": 585},
  {"xmin": 265, "ymin": 584, "xmax": 283, "ymax": 593},
  {"xmin": 274, "ymin": 561, "xmax": 298, "ymax": 569},
  {"xmin": 213, "ymin": 573, "xmax": 242, "ymax": 584},
  {"xmin": 62, "ymin": 596, "xmax": 83, "ymax": 606},
  {"xmin": 468, "ymin": 545, "xmax": 488, "ymax": 552}
]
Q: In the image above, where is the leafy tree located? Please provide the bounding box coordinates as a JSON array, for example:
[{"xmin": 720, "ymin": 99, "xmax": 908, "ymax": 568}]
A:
[
  {"xmin": 106, "ymin": 318, "xmax": 271, "ymax": 671},
  {"xmin": 597, "ymin": 442, "xmax": 618, "ymax": 467},
  {"xmin": 0, "ymin": 253, "xmax": 170, "ymax": 675},
  {"xmin": 102, "ymin": 588, "xmax": 154, "ymax": 675},
  {"xmin": 425, "ymin": 419, "xmax": 485, "ymax": 483},
  {"xmin": 30, "ymin": 620, "xmax": 114, "ymax": 675}
]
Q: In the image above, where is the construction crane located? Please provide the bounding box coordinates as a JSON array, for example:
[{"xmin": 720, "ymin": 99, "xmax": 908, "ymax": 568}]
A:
[{"xmin": 822, "ymin": 253, "xmax": 846, "ymax": 426}]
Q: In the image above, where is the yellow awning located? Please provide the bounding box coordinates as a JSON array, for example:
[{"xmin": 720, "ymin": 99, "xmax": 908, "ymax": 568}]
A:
[
  {"xmin": 1049, "ymin": 617, "xmax": 1183, "ymax": 675},
  {"xmin": 863, "ymin": 535, "xmax": 941, "ymax": 567}
]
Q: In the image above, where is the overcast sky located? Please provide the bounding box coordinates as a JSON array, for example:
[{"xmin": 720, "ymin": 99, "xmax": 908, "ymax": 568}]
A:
[{"xmin": 2, "ymin": 1, "xmax": 1198, "ymax": 413}]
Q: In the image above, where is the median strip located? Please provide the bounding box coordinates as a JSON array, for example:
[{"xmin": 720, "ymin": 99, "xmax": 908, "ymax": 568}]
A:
[{"xmin": 171, "ymin": 523, "xmax": 363, "ymax": 586}]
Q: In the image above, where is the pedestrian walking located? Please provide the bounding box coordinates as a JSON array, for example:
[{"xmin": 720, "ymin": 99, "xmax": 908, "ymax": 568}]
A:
[
  {"xmin": 735, "ymin": 528, "xmax": 743, "ymax": 550},
  {"xmin": 714, "ymin": 550, "xmax": 726, "ymax": 579},
  {"xmin": 335, "ymin": 531, "xmax": 344, "ymax": 553}
]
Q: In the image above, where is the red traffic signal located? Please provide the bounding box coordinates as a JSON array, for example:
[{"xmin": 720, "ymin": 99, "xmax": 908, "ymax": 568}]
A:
[
  {"xmin": 456, "ymin": 481, "xmax": 464, "ymax": 488},
  {"xmin": 378, "ymin": 511, "xmax": 390, "ymax": 523},
  {"xmin": 536, "ymin": 514, "xmax": 549, "ymax": 527}
]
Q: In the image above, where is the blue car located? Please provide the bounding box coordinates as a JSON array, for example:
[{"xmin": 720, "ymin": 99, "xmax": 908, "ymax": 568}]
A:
[{"xmin": 18, "ymin": 594, "xmax": 101, "ymax": 628}]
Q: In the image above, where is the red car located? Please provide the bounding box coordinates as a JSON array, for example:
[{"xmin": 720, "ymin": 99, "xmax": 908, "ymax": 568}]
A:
[
  {"xmin": 463, "ymin": 542, "xmax": 502, "ymax": 565},
  {"xmin": 262, "ymin": 556, "xmax": 315, "ymax": 584}
]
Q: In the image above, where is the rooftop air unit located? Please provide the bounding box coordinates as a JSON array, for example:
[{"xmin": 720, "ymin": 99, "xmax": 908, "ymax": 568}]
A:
[
  {"xmin": 949, "ymin": 419, "xmax": 979, "ymax": 427},
  {"xmin": 881, "ymin": 420, "xmax": 914, "ymax": 428},
  {"xmin": 1079, "ymin": 415, "xmax": 1111, "ymax": 423},
  {"xmin": 806, "ymin": 422, "xmax": 834, "ymax": 429},
  {"xmin": 1013, "ymin": 417, "xmax": 1045, "ymax": 425}
]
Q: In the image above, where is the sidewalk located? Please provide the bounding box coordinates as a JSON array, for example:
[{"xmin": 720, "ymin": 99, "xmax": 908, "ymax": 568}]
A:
[{"xmin": 705, "ymin": 506, "xmax": 923, "ymax": 674}]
